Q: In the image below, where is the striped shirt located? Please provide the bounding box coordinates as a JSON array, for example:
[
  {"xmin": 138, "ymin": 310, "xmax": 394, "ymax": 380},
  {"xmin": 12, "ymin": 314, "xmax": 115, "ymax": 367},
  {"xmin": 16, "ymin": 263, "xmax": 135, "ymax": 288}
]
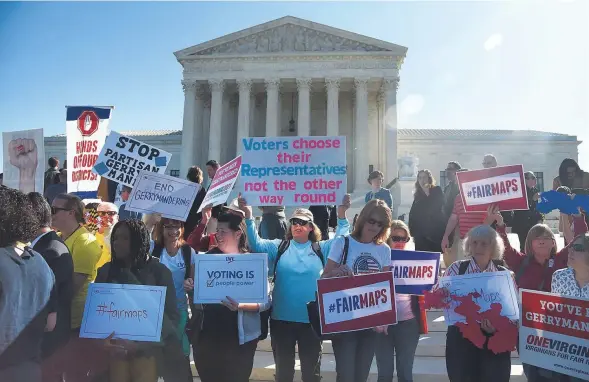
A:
[
  {"xmin": 444, "ymin": 258, "xmax": 500, "ymax": 276},
  {"xmin": 452, "ymin": 195, "xmax": 487, "ymax": 239}
]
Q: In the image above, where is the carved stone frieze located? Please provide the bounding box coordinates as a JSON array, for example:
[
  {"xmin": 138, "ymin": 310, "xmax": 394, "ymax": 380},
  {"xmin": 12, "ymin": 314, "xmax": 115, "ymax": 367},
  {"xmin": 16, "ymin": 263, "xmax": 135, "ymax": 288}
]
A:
[{"xmin": 193, "ymin": 24, "xmax": 389, "ymax": 56}]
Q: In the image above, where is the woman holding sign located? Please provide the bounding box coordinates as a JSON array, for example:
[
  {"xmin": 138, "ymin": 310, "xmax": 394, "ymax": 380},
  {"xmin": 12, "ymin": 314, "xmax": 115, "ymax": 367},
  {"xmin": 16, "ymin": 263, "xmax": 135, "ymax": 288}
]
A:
[
  {"xmin": 184, "ymin": 208, "xmax": 272, "ymax": 382},
  {"xmin": 321, "ymin": 199, "xmax": 392, "ymax": 382},
  {"xmin": 238, "ymin": 195, "xmax": 351, "ymax": 382}
]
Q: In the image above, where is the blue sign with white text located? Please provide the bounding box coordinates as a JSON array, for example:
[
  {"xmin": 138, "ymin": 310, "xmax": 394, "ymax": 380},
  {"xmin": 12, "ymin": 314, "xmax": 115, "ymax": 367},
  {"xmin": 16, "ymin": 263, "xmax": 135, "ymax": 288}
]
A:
[{"xmin": 390, "ymin": 250, "xmax": 441, "ymax": 295}]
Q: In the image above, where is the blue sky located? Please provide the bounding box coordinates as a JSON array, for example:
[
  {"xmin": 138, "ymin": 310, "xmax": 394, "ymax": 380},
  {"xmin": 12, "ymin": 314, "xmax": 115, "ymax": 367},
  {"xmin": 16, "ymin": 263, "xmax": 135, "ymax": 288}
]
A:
[{"xmin": 1, "ymin": 1, "xmax": 588, "ymax": 172}]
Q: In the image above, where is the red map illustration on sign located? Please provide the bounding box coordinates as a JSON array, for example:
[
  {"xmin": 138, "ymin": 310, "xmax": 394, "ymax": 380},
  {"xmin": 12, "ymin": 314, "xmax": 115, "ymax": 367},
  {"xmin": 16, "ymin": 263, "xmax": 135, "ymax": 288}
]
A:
[{"xmin": 425, "ymin": 288, "xmax": 517, "ymax": 353}]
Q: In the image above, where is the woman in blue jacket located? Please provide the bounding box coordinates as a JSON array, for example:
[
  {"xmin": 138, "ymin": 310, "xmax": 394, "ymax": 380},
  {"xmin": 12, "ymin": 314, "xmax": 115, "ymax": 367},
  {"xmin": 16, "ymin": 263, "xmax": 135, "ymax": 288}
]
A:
[{"xmin": 237, "ymin": 195, "xmax": 351, "ymax": 382}]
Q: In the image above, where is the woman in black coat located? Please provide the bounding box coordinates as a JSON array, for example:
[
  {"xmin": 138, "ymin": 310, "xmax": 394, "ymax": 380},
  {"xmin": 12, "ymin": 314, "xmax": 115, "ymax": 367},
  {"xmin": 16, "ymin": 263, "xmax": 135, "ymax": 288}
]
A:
[{"xmin": 408, "ymin": 170, "xmax": 445, "ymax": 252}]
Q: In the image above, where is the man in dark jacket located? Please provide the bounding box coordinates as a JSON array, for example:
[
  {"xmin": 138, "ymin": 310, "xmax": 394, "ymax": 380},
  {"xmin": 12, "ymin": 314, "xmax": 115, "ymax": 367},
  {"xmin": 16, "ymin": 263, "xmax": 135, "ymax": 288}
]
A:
[
  {"xmin": 44, "ymin": 157, "xmax": 60, "ymax": 191},
  {"xmin": 443, "ymin": 161, "xmax": 462, "ymax": 220},
  {"xmin": 512, "ymin": 172, "xmax": 543, "ymax": 251}
]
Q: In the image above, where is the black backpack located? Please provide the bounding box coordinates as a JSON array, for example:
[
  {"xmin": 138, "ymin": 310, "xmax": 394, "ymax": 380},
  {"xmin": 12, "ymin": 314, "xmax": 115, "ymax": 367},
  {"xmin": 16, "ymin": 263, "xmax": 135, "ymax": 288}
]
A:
[
  {"xmin": 151, "ymin": 244, "xmax": 193, "ymax": 280},
  {"xmin": 258, "ymin": 239, "xmax": 325, "ymax": 340},
  {"xmin": 457, "ymin": 259, "xmax": 508, "ymax": 275}
]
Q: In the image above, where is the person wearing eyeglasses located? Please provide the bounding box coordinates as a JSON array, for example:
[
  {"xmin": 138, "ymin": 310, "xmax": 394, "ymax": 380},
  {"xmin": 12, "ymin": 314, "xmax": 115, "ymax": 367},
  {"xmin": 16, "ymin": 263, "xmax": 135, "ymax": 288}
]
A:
[
  {"xmin": 50, "ymin": 193, "xmax": 102, "ymax": 380},
  {"xmin": 95, "ymin": 202, "xmax": 119, "ymax": 270},
  {"xmin": 237, "ymin": 194, "xmax": 351, "ymax": 382},
  {"xmin": 375, "ymin": 220, "xmax": 426, "ymax": 382}
]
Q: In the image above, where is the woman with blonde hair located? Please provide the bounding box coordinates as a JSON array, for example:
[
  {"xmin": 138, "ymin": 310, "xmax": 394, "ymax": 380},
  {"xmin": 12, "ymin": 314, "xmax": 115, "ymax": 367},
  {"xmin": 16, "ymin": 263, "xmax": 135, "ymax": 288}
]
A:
[
  {"xmin": 443, "ymin": 224, "xmax": 513, "ymax": 382},
  {"xmin": 408, "ymin": 169, "xmax": 445, "ymax": 252},
  {"xmin": 322, "ymin": 199, "xmax": 393, "ymax": 382}
]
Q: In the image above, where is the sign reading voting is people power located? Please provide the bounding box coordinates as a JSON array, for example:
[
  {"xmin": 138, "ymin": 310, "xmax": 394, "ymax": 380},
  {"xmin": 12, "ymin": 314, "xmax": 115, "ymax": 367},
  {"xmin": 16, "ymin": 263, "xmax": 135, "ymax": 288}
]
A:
[
  {"xmin": 92, "ymin": 131, "xmax": 171, "ymax": 188},
  {"xmin": 240, "ymin": 136, "xmax": 347, "ymax": 206},
  {"xmin": 126, "ymin": 170, "xmax": 201, "ymax": 222},
  {"xmin": 80, "ymin": 283, "xmax": 166, "ymax": 342},
  {"xmin": 194, "ymin": 254, "xmax": 268, "ymax": 304}
]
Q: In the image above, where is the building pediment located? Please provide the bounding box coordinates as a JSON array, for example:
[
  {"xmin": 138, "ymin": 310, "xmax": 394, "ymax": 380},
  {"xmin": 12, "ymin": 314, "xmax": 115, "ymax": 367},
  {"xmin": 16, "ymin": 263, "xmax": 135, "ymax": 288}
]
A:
[{"xmin": 175, "ymin": 16, "xmax": 407, "ymax": 59}]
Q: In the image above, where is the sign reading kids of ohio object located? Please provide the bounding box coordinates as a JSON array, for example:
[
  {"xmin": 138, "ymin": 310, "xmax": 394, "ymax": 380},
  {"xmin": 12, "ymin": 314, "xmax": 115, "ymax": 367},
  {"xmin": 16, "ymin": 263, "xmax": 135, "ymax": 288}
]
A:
[
  {"xmin": 92, "ymin": 131, "xmax": 171, "ymax": 188},
  {"xmin": 240, "ymin": 136, "xmax": 347, "ymax": 206},
  {"xmin": 80, "ymin": 283, "xmax": 167, "ymax": 342},
  {"xmin": 194, "ymin": 253, "xmax": 269, "ymax": 304}
]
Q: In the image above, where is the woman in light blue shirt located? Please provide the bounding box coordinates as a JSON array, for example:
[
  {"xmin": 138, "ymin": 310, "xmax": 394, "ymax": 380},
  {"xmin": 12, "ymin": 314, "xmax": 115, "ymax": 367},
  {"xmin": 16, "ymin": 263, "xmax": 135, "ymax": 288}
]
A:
[{"xmin": 237, "ymin": 195, "xmax": 351, "ymax": 382}]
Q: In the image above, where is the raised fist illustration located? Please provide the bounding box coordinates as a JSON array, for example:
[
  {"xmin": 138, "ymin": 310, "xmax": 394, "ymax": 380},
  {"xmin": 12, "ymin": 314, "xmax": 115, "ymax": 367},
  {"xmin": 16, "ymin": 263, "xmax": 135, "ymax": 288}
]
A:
[{"xmin": 9, "ymin": 138, "xmax": 38, "ymax": 171}]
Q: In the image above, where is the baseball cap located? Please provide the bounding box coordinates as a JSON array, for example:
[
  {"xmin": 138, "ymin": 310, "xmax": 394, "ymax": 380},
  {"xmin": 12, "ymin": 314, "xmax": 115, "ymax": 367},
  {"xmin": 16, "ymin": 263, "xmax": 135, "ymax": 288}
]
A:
[{"xmin": 290, "ymin": 208, "xmax": 314, "ymax": 222}]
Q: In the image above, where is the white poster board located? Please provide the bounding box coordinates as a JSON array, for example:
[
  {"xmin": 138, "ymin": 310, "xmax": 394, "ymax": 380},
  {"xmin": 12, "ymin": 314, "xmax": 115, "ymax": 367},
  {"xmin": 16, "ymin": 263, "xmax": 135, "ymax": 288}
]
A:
[
  {"xmin": 198, "ymin": 155, "xmax": 241, "ymax": 212},
  {"xmin": 2, "ymin": 128, "xmax": 45, "ymax": 193},
  {"xmin": 125, "ymin": 170, "xmax": 200, "ymax": 222}
]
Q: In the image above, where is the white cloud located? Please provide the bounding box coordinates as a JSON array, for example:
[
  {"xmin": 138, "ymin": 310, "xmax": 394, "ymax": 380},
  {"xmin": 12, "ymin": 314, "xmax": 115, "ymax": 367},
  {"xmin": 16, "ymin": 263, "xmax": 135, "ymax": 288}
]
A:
[{"xmin": 484, "ymin": 33, "xmax": 503, "ymax": 51}]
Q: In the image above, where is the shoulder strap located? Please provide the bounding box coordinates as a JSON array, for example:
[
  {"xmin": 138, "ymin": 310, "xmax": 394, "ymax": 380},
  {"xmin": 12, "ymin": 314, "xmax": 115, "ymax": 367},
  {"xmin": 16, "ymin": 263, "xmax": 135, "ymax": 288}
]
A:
[
  {"xmin": 152, "ymin": 244, "xmax": 164, "ymax": 259},
  {"xmin": 310, "ymin": 241, "xmax": 325, "ymax": 266},
  {"xmin": 492, "ymin": 260, "xmax": 508, "ymax": 272},
  {"xmin": 340, "ymin": 236, "xmax": 350, "ymax": 266},
  {"xmin": 181, "ymin": 245, "xmax": 192, "ymax": 280},
  {"xmin": 515, "ymin": 256, "xmax": 531, "ymax": 282},
  {"xmin": 458, "ymin": 260, "xmax": 470, "ymax": 275},
  {"xmin": 272, "ymin": 240, "xmax": 290, "ymax": 283}
]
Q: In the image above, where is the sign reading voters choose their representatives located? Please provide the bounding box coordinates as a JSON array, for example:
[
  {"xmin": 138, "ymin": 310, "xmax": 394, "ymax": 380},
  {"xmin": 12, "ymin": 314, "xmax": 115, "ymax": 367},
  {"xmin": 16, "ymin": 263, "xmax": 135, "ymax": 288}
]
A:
[
  {"xmin": 194, "ymin": 253, "xmax": 268, "ymax": 304},
  {"xmin": 240, "ymin": 136, "xmax": 347, "ymax": 206},
  {"xmin": 456, "ymin": 164, "xmax": 528, "ymax": 212},
  {"xmin": 92, "ymin": 131, "xmax": 171, "ymax": 188},
  {"xmin": 519, "ymin": 289, "xmax": 589, "ymax": 381},
  {"xmin": 126, "ymin": 171, "xmax": 201, "ymax": 222},
  {"xmin": 80, "ymin": 283, "xmax": 166, "ymax": 342},
  {"xmin": 198, "ymin": 155, "xmax": 241, "ymax": 213},
  {"xmin": 390, "ymin": 250, "xmax": 440, "ymax": 295},
  {"xmin": 318, "ymin": 272, "xmax": 397, "ymax": 335}
]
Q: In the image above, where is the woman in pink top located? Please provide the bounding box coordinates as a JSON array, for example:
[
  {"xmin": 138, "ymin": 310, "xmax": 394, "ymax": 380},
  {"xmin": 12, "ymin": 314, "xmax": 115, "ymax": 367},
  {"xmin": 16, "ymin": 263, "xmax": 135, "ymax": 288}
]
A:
[{"xmin": 374, "ymin": 221, "xmax": 426, "ymax": 382}]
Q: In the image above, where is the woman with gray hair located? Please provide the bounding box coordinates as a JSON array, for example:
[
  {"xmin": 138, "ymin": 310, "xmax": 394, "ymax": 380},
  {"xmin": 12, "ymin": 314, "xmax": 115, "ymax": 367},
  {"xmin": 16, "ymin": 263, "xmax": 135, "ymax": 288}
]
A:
[{"xmin": 442, "ymin": 224, "xmax": 513, "ymax": 382}]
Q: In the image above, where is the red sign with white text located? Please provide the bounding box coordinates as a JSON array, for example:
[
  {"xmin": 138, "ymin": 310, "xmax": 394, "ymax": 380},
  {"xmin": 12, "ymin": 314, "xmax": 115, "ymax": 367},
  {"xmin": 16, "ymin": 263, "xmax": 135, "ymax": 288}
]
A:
[
  {"xmin": 456, "ymin": 164, "xmax": 528, "ymax": 212},
  {"xmin": 519, "ymin": 289, "xmax": 589, "ymax": 380},
  {"xmin": 317, "ymin": 272, "xmax": 397, "ymax": 335}
]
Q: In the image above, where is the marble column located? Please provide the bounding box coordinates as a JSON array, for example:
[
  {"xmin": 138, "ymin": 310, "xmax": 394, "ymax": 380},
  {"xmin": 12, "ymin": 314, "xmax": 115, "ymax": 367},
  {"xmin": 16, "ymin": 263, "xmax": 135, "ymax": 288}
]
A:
[
  {"xmin": 325, "ymin": 77, "xmax": 340, "ymax": 136},
  {"xmin": 296, "ymin": 78, "xmax": 312, "ymax": 136},
  {"xmin": 354, "ymin": 77, "xmax": 370, "ymax": 190},
  {"xmin": 382, "ymin": 77, "xmax": 399, "ymax": 181},
  {"xmin": 208, "ymin": 79, "xmax": 224, "ymax": 162},
  {"xmin": 180, "ymin": 80, "xmax": 198, "ymax": 177},
  {"xmin": 264, "ymin": 78, "xmax": 280, "ymax": 137},
  {"xmin": 236, "ymin": 79, "xmax": 252, "ymax": 155}
]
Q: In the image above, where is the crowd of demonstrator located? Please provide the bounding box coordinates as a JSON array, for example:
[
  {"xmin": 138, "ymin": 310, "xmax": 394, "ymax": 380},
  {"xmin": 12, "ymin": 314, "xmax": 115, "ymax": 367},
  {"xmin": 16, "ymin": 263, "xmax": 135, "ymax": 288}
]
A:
[{"xmin": 1, "ymin": 155, "xmax": 589, "ymax": 382}]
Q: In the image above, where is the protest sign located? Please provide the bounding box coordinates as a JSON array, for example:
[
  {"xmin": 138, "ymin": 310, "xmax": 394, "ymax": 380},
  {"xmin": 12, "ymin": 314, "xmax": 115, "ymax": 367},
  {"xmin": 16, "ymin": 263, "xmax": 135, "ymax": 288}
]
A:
[
  {"xmin": 2, "ymin": 128, "xmax": 45, "ymax": 193},
  {"xmin": 390, "ymin": 250, "xmax": 440, "ymax": 295},
  {"xmin": 438, "ymin": 271, "xmax": 519, "ymax": 325},
  {"xmin": 198, "ymin": 155, "xmax": 241, "ymax": 213},
  {"xmin": 194, "ymin": 253, "xmax": 268, "ymax": 304},
  {"xmin": 80, "ymin": 283, "xmax": 166, "ymax": 342},
  {"xmin": 537, "ymin": 190, "xmax": 589, "ymax": 215},
  {"xmin": 317, "ymin": 272, "xmax": 396, "ymax": 335},
  {"xmin": 92, "ymin": 131, "xmax": 171, "ymax": 188},
  {"xmin": 126, "ymin": 170, "xmax": 200, "ymax": 221},
  {"xmin": 240, "ymin": 136, "xmax": 347, "ymax": 206},
  {"xmin": 519, "ymin": 289, "xmax": 589, "ymax": 380},
  {"xmin": 456, "ymin": 165, "xmax": 528, "ymax": 212},
  {"xmin": 66, "ymin": 106, "xmax": 113, "ymax": 198}
]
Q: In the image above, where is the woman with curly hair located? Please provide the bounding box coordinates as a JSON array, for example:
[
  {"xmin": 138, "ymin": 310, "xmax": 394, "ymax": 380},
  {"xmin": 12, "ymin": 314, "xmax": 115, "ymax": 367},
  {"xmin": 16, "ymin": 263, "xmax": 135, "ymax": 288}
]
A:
[
  {"xmin": 0, "ymin": 186, "xmax": 54, "ymax": 382},
  {"xmin": 95, "ymin": 219, "xmax": 190, "ymax": 382}
]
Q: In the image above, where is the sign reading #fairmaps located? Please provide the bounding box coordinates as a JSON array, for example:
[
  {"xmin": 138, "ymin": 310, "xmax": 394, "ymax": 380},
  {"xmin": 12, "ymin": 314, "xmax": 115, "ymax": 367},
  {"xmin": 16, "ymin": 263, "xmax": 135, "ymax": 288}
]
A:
[
  {"xmin": 456, "ymin": 164, "xmax": 528, "ymax": 212},
  {"xmin": 80, "ymin": 283, "xmax": 166, "ymax": 342},
  {"xmin": 198, "ymin": 155, "xmax": 241, "ymax": 213},
  {"xmin": 318, "ymin": 272, "xmax": 397, "ymax": 335},
  {"xmin": 240, "ymin": 136, "xmax": 347, "ymax": 206},
  {"xmin": 519, "ymin": 289, "xmax": 589, "ymax": 380},
  {"xmin": 126, "ymin": 170, "xmax": 201, "ymax": 222},
  {"xmin": 390, "ymin": 250, "xmax": 440, "ymax": 295},
  {"xmin": 194, "ymin": 253, "xmax": 268, "ymax": 304},
  {"xmin": 92, "ymin": 131, "xmax": 171, "ymax": 188}
]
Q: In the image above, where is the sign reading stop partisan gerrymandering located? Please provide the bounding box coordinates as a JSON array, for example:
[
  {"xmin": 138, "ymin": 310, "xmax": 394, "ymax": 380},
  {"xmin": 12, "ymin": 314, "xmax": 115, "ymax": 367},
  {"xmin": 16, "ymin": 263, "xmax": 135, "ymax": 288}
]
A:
[
  {"xmin": 456, "ymin": 164, "xmax": 528, "ymax": 212},
  {"xmin": 240, "ymin": 136, "xmax": 347, "ymax": 206},
  {"xmin": 92, "ymin": 131, "xmax": 171, "ymax": 188},
  {"xmin": 390, "ymin": 250, "xmax": 440, "ymax": 295},
  {"xmin": 317, "ymin": 272, "xmax": 397, "ymax": 335},
  {"xmin": 519, "ymin": 289, "xmax": 589, "ymax": 380}
]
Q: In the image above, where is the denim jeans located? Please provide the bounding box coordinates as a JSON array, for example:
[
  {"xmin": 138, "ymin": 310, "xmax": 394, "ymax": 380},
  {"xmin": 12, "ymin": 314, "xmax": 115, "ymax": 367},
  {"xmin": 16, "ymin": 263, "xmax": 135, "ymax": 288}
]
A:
[
  {"xmin": 375, "ymin": 318, "xmax": 420, "ymax": 382},
  {"xmin": 331, "ymin": 329, "xmax": 377, "ymax": 382}
]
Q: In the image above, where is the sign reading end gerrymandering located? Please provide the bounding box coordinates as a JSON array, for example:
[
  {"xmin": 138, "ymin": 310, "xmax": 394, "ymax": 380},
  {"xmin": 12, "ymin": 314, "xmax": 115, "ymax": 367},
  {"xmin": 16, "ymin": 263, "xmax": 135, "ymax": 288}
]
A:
[
  {"xmin": 92, "ymin": 131, "xmax": 171, "ymax": 188},
  {"xmin": 456, "ymin": 164, "xmax": 528, "ymax": 212},
  {"xmin": 240, "ymin": 136, "xmax": 347, "ymax": 206},
  {"xmin": 519, "ymin": 289, "xmax": 589, "ymax": 380},
  {"xmin": 390, "ymin": 250, "xmax": 440, "ymax": 295},
  {"xmin": 317, "ymin": 272, "xmax": 397, "ymax": 335},
  {"xmin": 80, "ymin": 283, "xmax": 166, "ymax": 342},
  {"xmin": 126, "ymin": 170, "xmax": 201, "ymax": 222},
  {"xmin": 194, "ymin": 253, "xmax": 268, "ymax": 304},
  {"xmin": 198, "ymin": 155, "xmax": 241, "ymax": 213}
]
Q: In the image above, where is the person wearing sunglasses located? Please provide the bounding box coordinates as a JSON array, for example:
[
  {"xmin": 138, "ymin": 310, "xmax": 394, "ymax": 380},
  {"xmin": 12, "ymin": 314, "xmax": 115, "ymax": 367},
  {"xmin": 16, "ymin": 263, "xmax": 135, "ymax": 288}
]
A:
[
  {"xmin": 237, "ymin": 194, "xmax": 351, "ymax": 382},
  {"xmin": 322, "ymin": 199, "xmax": 392, "ymax": 382},
  {"xmin": 95, "ymin": 202, "xmax": 119, "ymax": 270},
  {"xmin": 552, "ymin": 233, "xmax": 589, "ymax": 299}
]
